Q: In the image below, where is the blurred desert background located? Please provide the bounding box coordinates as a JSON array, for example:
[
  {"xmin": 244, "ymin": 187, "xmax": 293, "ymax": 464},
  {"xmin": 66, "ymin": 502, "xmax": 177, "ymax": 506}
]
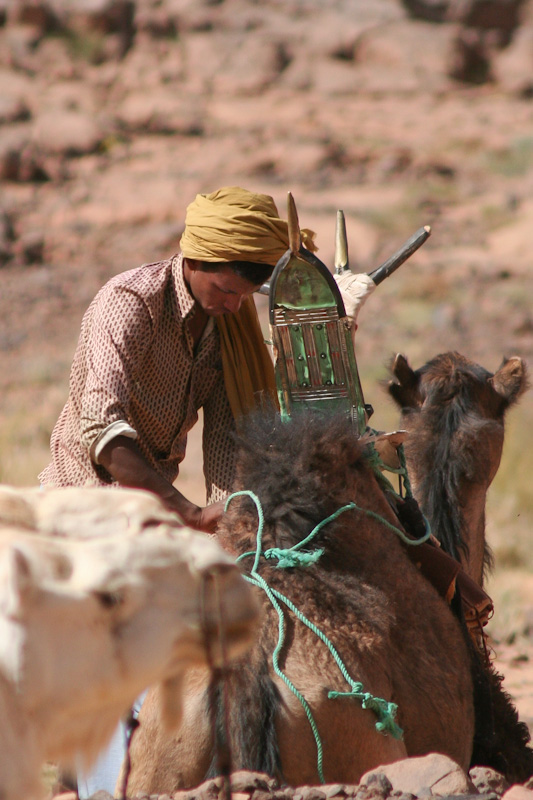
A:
[{"xmin": 1, "ymin": 0, "xmax": 533, "ymax": 735}]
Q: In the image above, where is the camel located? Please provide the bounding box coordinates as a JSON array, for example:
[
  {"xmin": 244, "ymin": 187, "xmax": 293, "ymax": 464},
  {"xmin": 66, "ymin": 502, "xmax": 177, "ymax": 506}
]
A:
[
  {"xmin": 124, "ymin": 411, "xmax": 475, "ymax": 794},
  {"xmin": 388, "ymin": 351, "xmax": 529, "ymax": 587},
  {"xmin": 0, "ymin": 485, "xmax": 259, "ymax": 800},
  {"xmin": 387, "ymin": 351, "xmax": 533, "ymax": 782}
]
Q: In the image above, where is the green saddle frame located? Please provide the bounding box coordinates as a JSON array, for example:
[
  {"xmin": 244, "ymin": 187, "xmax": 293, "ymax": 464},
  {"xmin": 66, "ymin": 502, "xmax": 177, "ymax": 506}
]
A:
[{"xmin": 269, "ymin": 196, "xmax": 369, "ymax": 435}]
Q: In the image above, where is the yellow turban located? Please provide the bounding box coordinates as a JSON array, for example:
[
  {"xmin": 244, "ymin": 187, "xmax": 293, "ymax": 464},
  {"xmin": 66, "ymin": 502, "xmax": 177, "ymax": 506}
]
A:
[{"xmin": 180, "ymin": 186, "xmax": 317, "ymax": 265}]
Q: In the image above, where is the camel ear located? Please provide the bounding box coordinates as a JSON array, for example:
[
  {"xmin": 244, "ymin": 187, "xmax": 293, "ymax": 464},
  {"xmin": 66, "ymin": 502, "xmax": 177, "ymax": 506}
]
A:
[
  {"xmin": 388, "ymin": 353, "xmax": 421, "ymax": 409},
  {"xmin": 491, "ymin": 356, "xmax": 529, "ymax": 406}
]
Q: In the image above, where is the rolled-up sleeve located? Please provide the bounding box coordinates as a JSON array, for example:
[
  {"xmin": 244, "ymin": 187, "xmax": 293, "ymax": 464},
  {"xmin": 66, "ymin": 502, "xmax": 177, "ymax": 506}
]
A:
[{"xmin": 79, "ymin": 285, "xmax": 152, "ymax": 461}]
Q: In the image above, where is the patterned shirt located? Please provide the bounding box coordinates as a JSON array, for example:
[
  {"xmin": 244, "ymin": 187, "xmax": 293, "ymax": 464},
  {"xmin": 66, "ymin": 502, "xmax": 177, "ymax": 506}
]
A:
[{"xmin": 39, "ymin": 255, "xmax": 236, "ymax": 503}]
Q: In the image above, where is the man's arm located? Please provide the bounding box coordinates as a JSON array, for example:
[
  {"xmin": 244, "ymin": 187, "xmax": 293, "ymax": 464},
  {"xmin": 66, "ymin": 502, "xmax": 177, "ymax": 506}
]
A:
[{"xmin": 98, "ymin": 436, "xmax": 224, "ymax": 533}]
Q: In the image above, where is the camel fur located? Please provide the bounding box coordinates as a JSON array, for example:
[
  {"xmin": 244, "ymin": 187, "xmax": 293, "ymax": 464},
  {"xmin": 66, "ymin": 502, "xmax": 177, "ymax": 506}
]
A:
[{"xmin": 124, "ymin": 412, "xmax": 475, "ymax": 793}]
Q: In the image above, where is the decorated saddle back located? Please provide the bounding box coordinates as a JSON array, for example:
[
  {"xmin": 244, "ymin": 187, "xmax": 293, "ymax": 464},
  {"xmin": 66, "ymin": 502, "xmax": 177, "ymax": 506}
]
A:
[{"xmin": 269, "ymin": 194, "xmax": 369, "ymax": 434}]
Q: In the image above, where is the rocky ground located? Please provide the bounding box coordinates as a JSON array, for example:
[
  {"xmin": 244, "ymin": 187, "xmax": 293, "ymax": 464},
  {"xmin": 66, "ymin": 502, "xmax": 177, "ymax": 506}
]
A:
[
  {"xmin": 52, "ymin": 760, "xmax": 533, "ymax": 800},
  {"xmin": 2, "ymin": 0, "xmax": 533, "ymax": 796}
]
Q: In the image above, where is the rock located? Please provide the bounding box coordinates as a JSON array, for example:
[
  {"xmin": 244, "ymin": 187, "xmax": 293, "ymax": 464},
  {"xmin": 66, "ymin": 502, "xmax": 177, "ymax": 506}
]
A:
[
  {"xmin": 0, "ymin": 140, "xmax": 22, "ymax": 182},
  {"xmin": 446, "ymin": 25, "xmax": 494, "ymax": 83},
  {"xmin": 32, "ymin": 110, "xmax": 103, "ymax": 156},
  {"xmin": 352, "ymin": 19, "xmax": 456, "ymax": 92},
  {"xmin": 400, "ymin": 0, "xmax": 449, "ymax": 22},
  {"xmin": 401, "ymin": 0, "xmax": 525, "ymax": 38},
  {"xmin": 492, "ymin": 24, "xmax": 533, "ymax": 95},
  {"xmin": 116, "ymin": 89, "xmax": 204, "ymax": 135},
  {"xmin": 360, "ymin": 754, "xmax": 477, "ymax": 797},
  {"xmin": 0, "ymin": 124, "xmax": 48, "ymax": 182},
  {"xmin": 323, "ymin": 786, "xmax": 348, "ymax": 798},
  {"xmin": 446, "ymin": 0, "xmax": 526, "ymax": 40},
  {"xmin": 12, "ymin": 230, "xmax": 45, "ymax": 265},
  {"xmin": 0, "ymin": 209, "xmax": 14, "ymax": 266},
  {"xmin": 469, "ymin": 766, "xmax": 509, "ymax": 794},
  {"xmin": 230, "ymin": 772, "xmax": 279, "ymax": 793},
  {"xmin": 251, "ymin": 791, "xmax": 274, "ymax": 800},
  {"xmin": 0, "ymin": 95, "xmax": 30, "ymax": 124},
  {"xmin": 194, "ymin": 777, "xmax": 225, "ymax": 800},
  {"xmin": 8, "ymin": 0, "xmax": 61, "ymax": 33},
  {"xmin": 297, "ymin": 789, "xmax": 327, "ymax": 800},
  {"xmin": 502, "ymin": 788, "xmax": 533, "ymax": 800},
  {"xmin": 355, "ymin": 772, "xmax": 393, "ymax": 800},
  {"xmin": 63, "ymin": 0, "xmax": 135, "ymax": 58}
]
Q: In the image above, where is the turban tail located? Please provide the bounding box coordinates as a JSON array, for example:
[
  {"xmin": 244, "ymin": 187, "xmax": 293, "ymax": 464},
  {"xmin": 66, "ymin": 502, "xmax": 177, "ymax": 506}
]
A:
[{"xmin": 216, "ymin": 297, "xmax": 279, "ymax": 420}]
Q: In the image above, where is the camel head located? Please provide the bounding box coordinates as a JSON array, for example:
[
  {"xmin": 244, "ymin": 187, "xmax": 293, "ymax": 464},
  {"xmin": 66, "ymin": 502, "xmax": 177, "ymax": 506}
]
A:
[
  {"xmin": 388, "ymin": 351, "xmax": 528, "ymax": 418},
  {"xmin": 386, "ymin": 352, "xmax": 529, "ymax": 583},
  {"xmin": 387, "ymin": 351, "xmax": 529, "ymax": 486},
  {"xmin": 0, "ymin": 486, "xmax": 260, "ymax": 800}
]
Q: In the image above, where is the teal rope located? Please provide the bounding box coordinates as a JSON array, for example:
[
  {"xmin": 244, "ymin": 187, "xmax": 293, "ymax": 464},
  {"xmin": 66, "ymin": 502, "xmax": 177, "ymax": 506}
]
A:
[
  {"xmin": 226, "ymin": 490, "xmax": 326, "ymax": 782},
  {"xmin": 365, "ymin": 430, "xmax": 415, "ymax": 501},
  {"xmin": 353, "ymin": 503, "xmax": 431, "ymax": 546},
  {"xmin": 397, "ymin": 443, "xmax": 414, "ymax": 497},
  {"xmin": 264, "ymin": 583, "xmax": 402, "ymax": 739},
  {"xmin": 225, "ymin": 490, "xmax": 406, "ymax": 783},
  {"xmin": 364, "ymin": 433, "xmax": 432, "ymax": 544}
]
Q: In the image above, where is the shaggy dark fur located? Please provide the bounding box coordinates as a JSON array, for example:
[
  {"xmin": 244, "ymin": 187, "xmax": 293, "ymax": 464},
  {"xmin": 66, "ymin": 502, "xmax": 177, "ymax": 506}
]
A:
[
  {"xmin": 206, "ymin": 655, "xmax": 282, "ymax": 781},
  {"xmin": 390, "ymin": 354, "xmax": 500, "ymax": 575},
  {"xmin": 218, "ymin": 408, "xmax": 533, "ymax": 784},
  {"xmin": 477, "ymin": 663, "xmax": 533, "ymax": 782},
  {"xmin": 452, "ymin": 591, "xmax": 533, "ymax": 783},
  {"xmin": 224, "ymin": 410, "xmax": 372, "ymax": 554}
]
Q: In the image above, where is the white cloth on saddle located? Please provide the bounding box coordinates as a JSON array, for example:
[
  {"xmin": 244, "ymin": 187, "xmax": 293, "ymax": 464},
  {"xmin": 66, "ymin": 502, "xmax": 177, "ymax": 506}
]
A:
[{"xmin": 334, "ymin": 271, "xmax": 376, "ymax": 324}]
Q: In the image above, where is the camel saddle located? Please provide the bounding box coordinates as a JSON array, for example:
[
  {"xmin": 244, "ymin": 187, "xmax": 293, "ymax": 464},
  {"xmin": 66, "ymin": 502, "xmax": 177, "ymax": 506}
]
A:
[
  {"xmin": 269, "ymin": 194, "xmax": 370, "ymax": 434},
  {"xmin": 407, "ymin": 539, "xmax": 494, "ymax": 631},
  {"xmin": 269, "ymin": 194, "xmax": 493, "ymax": 645}
]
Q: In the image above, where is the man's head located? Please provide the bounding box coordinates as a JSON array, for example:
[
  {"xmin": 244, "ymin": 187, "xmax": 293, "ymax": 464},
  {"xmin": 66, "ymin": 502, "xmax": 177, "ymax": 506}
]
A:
[{"xmin": 179, "ymin": 186, "xmax": 317, "ymax": 315}]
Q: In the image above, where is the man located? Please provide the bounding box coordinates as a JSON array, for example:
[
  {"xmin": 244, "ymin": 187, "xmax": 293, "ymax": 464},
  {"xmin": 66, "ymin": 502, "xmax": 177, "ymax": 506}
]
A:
[
  {"xmin": 39, "ymin": 186, "xmax": 318, "ymax": 798},
  {"xmin": 40, "ymin": 186, "xmax": 316, "ymax": 533}
]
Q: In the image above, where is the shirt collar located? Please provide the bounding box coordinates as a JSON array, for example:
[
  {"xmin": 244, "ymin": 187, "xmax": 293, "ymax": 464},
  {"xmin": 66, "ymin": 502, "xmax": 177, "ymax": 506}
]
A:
[
  {"xmin": 172, "ymin": 252, "xmax": 215, "ymax": 345},
  {"xmin": 173, "ymin": 253, "xmax": 196, "ymax": 320}
]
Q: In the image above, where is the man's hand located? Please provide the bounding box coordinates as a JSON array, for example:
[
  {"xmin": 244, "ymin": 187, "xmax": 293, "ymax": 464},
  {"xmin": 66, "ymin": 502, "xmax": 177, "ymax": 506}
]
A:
[
  {"xmin": 98, "ymin": 436, "xmax": 225, "ymax": 534},
  {"xmin": 189, "ymin": 499, "xmax": 226, "ymax": 534}
]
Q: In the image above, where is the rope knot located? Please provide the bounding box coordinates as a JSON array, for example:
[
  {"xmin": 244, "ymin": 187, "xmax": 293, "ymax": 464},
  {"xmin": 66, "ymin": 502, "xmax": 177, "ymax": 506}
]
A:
[
  {"xmin": 264, "ymin": 547, "xmax": 324, "ymax": 568},
  {"xmin": 328, "ymin": 689, "xmax": 402, "ymax": 739}
]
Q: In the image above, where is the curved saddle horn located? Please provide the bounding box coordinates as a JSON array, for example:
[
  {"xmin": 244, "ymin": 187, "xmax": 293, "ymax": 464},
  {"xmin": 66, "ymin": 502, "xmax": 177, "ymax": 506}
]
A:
[
  {"xmin": 368, "ymin": 225, "xmax": 431, "ymax": 285},
  {"xmin": 287, "ymin": 191, "xmax": 301, "ymax": 255}
]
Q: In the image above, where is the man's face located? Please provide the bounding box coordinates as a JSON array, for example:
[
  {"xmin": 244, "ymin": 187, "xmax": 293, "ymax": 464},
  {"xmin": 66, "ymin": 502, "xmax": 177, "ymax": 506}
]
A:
[{"xmin": 185, "ymin": 263, "xmax": 262, "ymax": 316}]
